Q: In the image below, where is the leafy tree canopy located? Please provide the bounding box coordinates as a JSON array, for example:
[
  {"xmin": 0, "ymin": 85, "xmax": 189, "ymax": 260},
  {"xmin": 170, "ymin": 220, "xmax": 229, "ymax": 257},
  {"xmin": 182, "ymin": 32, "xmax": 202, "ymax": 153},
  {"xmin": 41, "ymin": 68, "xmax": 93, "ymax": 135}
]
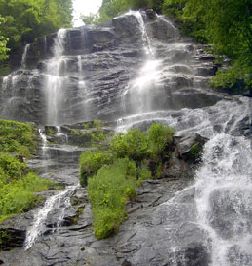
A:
[{"xmin": 0, "ymin": 0, "xmax": 72, "ymax": 61}]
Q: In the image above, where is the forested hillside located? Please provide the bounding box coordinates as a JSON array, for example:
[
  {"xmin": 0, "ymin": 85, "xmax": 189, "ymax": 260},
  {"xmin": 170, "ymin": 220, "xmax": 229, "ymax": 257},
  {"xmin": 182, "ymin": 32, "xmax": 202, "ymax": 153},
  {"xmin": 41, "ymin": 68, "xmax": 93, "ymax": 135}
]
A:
[
  {"xmin": 98, "ymin": 0, "xmax": 252, "ymax": 93},
  {"xmin": 0, "ymin": 0, "xmax": 72, "ymax": 61}
]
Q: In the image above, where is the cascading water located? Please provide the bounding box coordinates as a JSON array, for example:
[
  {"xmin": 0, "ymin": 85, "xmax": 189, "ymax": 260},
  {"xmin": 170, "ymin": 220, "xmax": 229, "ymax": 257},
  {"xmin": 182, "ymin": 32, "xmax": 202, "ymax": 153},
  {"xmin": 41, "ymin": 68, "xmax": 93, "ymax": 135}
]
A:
[
  {"xmin": 24, "ymin": 185, "xmax": 78, "ymax": 250},
  {"xmin": 128, "ymin": 11, "xmax": 153, "ymax": 56},
  {"xmin": 121, "ymin": 11, "xmax": 162, "ymax": 114},
  {"xmin": 195, "ymin": 133, "xmax": 252, "ymax": 266},
  {"xmin": 25, "ymin": 126, "xmax": 79, "ymax": 250},
  {"xmin": 56, "ymin": 126, "xmax": 68, "ymax": 143},
  {"xmin": 38, "ymin": 128, "xmax": 48, "ymax": 158},
  {"xmin": 44, "ymin": 29, "xmax": 67, "ymax": 125},
  {"xmin": 21, "ymin": 44, "xmax": 30, "ymax": 69}
]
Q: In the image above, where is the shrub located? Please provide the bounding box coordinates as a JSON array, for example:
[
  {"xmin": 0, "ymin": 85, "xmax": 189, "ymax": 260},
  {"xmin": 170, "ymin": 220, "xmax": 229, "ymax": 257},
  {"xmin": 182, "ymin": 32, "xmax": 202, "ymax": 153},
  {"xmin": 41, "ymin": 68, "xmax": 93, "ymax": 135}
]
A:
[
  {"xmin": 88, "ymin": 158, "xmax": 137, "ymax": 239},
  {"xmin": 147, "ymin": 123, "xmax": 175, "ymax": 157},
  {"xmin": 110, "ymin": 129, "xmax": 148, "ymax": 162},
  {"xmin": 0, "ymin": 120, "xmax": 37, "ymax": 157},
  {"xmin": 0, "ymin": 153, "xmax": 27, "ymax": 182},
  {"xmin": 82, "ymin": 122, "xmax": 176, "ymax": 239},
  {"xmin": 79, "ymin": 151, "xmax": 113, "ymax": 187},
  {"xmin": 0, "ymin": 172, "xmax": 54, "ymax": 222},
  {"xmin": 0, "ymin": 119, "xmax": 57, "ymax": 223}
]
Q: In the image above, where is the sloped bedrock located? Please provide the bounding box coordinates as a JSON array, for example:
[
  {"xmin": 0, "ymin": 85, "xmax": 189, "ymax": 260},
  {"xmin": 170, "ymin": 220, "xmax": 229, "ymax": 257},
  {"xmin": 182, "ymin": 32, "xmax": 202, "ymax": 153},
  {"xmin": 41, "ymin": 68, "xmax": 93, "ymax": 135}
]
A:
[{"xmin": 81, "ymin": 187, "xmax": 210, "ymax": 266}]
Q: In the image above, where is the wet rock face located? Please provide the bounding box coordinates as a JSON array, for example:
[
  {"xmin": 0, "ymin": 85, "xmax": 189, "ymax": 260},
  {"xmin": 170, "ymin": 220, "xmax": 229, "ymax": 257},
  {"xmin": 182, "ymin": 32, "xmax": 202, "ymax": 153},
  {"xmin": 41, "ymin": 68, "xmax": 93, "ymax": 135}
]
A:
[{"xmin": 0, "ymin": 11, "xmax": 221, "ymax": 125}]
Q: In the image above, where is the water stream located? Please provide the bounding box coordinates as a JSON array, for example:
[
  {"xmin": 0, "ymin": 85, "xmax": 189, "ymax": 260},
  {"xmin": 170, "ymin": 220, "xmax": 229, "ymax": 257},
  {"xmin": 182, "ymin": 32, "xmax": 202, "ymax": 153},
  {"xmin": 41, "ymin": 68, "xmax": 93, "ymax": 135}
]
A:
[
  {"xmin": 24, "ymin": 185, "xmax": 78, "ymax": 250},
  {"xmin": 25, "ymin": 127, "xmax": 80, "ymax": 250},
  {"xmin": 44, "ymin": 29, "xmax": 67, "ymax": 125},
  {"xmin": 21, "ymin": 44, "xmax": 30, "ymax": 69}
]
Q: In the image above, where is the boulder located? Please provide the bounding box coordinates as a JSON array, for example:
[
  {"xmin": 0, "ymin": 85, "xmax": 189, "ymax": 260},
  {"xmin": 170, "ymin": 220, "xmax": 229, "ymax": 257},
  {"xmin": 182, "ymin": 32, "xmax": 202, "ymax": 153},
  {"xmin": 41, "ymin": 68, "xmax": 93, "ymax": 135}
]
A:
[{"xmin": 175, "ymin": 133, "xmax": 208, "ymax": 163}]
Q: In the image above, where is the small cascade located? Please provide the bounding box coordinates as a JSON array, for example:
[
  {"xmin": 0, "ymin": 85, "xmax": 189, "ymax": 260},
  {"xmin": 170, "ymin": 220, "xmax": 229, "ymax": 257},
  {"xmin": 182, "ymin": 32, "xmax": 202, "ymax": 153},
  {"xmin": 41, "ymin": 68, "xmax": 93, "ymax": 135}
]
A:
[
  {"xmin": 125, "ymin": 10, "xmax": 153, "ymax": 56},
  {"xmin": 21, "ymin": 44, "xmax": 30, "ymax": 69},
  {"xmin": 25, "ymin": 126, "xmax": 78, "ymax": 250},
  {"xmin": 24, "ymin": 185, "xmax": 78, "ymax": 250},
  {"xmin": 38, "ymin": 128, "xmax": 48, "ymax": 157},
  {"xmin": 56, "ymin": 126, "xmax": 68, "ymax": 143},
  {"xmin": 77, "ymin": 55, "xmax": 86, "ymax": 92},
  {"xmin": 1, "ymin": 75, "xmax": 9, "ymax": 91},
  {"xmin": 44, "ymin": 29, "xmax": 67, "ymax": 125},
  {"xmin": 120, "ymin": 11, "xmax": 161, "ymax": 114},
  {"xmin": 43, "ymin": 36, "xmax": 47, "ymax": 55},
  {"xmin": 128, "ymin": 59, "xmax": 161, "ymax": 113},
  {"xmin": 0, "ymin": 75, "xmax": 22, "ymax": 118}
]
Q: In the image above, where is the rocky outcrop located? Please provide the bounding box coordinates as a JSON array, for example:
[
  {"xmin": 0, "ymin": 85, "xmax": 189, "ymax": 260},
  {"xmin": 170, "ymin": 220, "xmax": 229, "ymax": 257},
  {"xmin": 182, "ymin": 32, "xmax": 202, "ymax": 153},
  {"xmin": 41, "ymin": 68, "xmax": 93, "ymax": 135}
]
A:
[
  {"xmin": 0, "ymin": 11, "xmax": 223, "ymax": 125},
  {"xmin": 175, "ymin": 133, "xmax": 208, "ymax": 163}
]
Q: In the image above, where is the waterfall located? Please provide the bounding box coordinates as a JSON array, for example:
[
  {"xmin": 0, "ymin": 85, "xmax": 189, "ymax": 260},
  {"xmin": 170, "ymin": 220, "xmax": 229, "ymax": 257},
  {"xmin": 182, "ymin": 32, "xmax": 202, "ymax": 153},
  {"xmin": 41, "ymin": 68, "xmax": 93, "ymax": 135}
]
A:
[
  {"xmin": 21, "ymin": 44, "xmax": 30, "ymax": 69},
  {"xmin": 24, "ymin": 185, "xmax": 78, "ymax": 250},
  {"xmin": 120, "ymin": 11, "xmax": 161, "ymax": 114},
  {"xmin": 25, "ymin": 126, "xmax": 78, "ymax": 250},
  {"xmin": 128, "ymin": 59, "xmax": 161, "ymax": 114},
  {"xmin": 195, "ymin": 134, "xmax": 252, "ymax": 266},
  {"xmin": 44, "ymin": 29, "xmax": 67, "ymax": 126},
  {"xmin": 38, "ymin": 128, "xmax": 48, "ymax": 158},
  {"xmin": 124, "ymin": 10, "xmax": 153, "ymax": 56}
]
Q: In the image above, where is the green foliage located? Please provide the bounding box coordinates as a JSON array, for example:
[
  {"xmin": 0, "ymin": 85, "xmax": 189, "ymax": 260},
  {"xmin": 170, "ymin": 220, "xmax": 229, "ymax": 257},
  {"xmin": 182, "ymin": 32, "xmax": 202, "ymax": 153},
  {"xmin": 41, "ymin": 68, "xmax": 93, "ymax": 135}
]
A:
[
  {"xmin": 162, "ymin": 0, "xmax": 252, "ymax": 92},
  {"xmin": 0, "ymin": 16, "xmax": 9, "ymax": 61},
  {"xmin": 188, "ymin": 143, "xmax": 202, "ymax": 161},
  {"xmin": 88, "ymin": 158, "xmax": 136, "ymax": 239},
  {"xmin": 0, "ymin": 153, "xmax": 27, "ymax": 182},
  {"xmin": 138, "ymin": 164, "xmax": 152, "ymax": 184},
  {"xmin": 0, "ymin": 0, "xmax": 72, "ymax": 57},
  {"xmin": 147, "ymin": 122, "xmax": 175, "ymax": 157},
  {"xmin": 81, "ymin": 122, "xmax": 175, "ymax": 239},
  {"xmin": 91, "ymin": 120, "xmax": 107, "ymax": 145},
  {"xmin": 79, "ymin": 151, "xmax": 113, "ymax": 186},
  {"xmin": 82, "ymin": 14, "xmax": 100, "ymax": 25},
  {"xmin": 0, "ymin": 172, "xmax": 54, "ymax": 221},
  {"xmin": 211, "ymin": 61, "xmax": 252, "ymax": 93},
  {"xmin": 98, "ymin": 0, "xmax": 165, "ymax": 22},
  {"xmin": 110, "ymin": 129, "xmax": 148, "ymax": 162},
  {"xmin": 0, "ymin": 119, "xmax": 56, "ymax": 223},
  {"xmin": 0, "ymin": 120, "xmax": 37, "ymax": 157}
]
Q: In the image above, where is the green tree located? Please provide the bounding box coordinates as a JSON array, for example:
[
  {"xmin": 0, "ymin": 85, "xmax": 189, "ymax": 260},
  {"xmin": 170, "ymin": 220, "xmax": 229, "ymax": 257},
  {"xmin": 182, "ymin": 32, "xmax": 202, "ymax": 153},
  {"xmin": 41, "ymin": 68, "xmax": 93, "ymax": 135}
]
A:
[
  {"xmin": 0, "ymin": 16, "xmax": 9, "ymax": 61},
  {"xmin": 0, "ymin": 0, "xmax": 72, "ymax": 56},
  {"xmin": 163, "ymin": 0, "xmax": 252, "ymax": 92}
]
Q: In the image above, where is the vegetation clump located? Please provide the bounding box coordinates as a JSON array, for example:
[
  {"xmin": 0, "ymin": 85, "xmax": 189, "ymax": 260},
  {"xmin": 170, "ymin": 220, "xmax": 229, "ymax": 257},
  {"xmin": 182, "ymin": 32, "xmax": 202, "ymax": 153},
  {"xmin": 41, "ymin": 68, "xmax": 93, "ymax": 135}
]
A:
[
  {"xmin": 0, "ymin": 120, "xmax": 37, "ymax": 157},
  {"xmin": 147, "ymin": 122, "xmax": 175, "ymax": 157},
  {"xmin": 79, "ymin": 151, "xmax": 113, "ymax": 187},
  {"xmin": 88, "ymin": 158, "xmax": 136, "ymax": 239},
  {"xmin": 0, "ymin": 119, "xmax": 56, "ymax": 223},
  {"xmin": 0, "ymin": 0, "xmax": 72, "ymax": 61},
  {"xmin": 80, "ymin": 123, "xmax": 175, "ymax": 239},
  {"xmin": 162, "ymin": 0, "xmax": 252, "ymax": 93}
]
